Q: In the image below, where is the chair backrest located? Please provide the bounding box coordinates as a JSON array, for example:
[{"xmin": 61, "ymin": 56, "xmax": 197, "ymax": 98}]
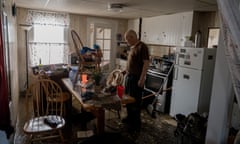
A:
[
  {"xmin": 25, "ymin": 79, "xmax": 64, "ymax": 119},
  {"xmin": 71, "ymin": 30, "xmax": 84, "ymax": 61},
  {"xmin": 106, "ymin": 69, "xmax": 124, "ymax": 87},
  {"xmin": 38, "ymin": 70, "xmax": 49, "ymax": 80}
]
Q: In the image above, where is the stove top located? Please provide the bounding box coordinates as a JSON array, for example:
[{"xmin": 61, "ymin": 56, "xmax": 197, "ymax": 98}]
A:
[{"xmin": 148, "ymin": 65, "xmax": 172, "ymax": 75}]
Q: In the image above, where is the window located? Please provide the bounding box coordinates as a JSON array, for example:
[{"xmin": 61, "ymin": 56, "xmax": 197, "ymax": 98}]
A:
[
  {"xmin": 30, "ymin": 25, "xmax": 67, "ymax": 65},
  {"xmin": 26, "ymin": 10, "xmax": 69, "ymax": 66},
  {"xmin": 95, "ymin": 27, "xmax": 112, "ymax": 64}
]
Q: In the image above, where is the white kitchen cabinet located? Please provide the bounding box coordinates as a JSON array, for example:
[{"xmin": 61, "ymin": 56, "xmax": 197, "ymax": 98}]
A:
[{"xmin": 141, "ymin": 11, "xmax": 193, "ymax": 46}]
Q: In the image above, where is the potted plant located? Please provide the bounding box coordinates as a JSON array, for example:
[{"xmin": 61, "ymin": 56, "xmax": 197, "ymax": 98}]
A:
[{"xmin": 92, "ymin": 71, "xmax": 102, "ymax": 86}]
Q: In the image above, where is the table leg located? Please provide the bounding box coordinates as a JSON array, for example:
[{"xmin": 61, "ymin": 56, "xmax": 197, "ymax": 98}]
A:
[
  {"xmin": 96, "ymin": 108, "xmax": 105, "ymax": 135},
  {"xmin": 91, "ymin": 108, "xmax": 105, "ymax": 135}
]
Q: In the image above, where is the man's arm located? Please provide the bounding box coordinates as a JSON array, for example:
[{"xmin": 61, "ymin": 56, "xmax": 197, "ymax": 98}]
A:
[{"xmin": 138, "ymin": 59, "xmax": 149, "ymax": 88}]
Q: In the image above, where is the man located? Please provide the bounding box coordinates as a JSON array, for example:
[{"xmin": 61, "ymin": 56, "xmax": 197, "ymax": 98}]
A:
[{"xmin": 123, "ymin": 29, "xmax": 150, "ymax": 132}]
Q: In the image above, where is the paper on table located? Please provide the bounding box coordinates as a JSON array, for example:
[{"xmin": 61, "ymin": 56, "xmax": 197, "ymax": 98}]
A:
[{"xmin": 77, "ymin": 130, "xmax": 94, "ymax": 138}]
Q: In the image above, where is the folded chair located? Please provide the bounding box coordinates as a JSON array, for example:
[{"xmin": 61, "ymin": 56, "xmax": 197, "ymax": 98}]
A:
[{"xmin": 23, "ymin": 79, "xmax": 66, "ymax": 143}]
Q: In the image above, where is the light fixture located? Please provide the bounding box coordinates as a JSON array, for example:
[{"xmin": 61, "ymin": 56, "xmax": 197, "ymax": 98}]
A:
[{"xmin": 107, "ymin": 3, "xmax": 125, "ymax": 13}]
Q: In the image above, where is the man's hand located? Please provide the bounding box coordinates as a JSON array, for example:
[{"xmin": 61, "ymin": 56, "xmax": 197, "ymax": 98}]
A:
[{"xmin": 121, "ymin": 70, "xmax": 127, "ymax": 75}]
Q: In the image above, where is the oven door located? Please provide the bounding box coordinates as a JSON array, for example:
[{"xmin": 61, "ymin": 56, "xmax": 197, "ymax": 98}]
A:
[{"xmin": 144, "ymin": 70, "xmax": 165, "ymax": 93}]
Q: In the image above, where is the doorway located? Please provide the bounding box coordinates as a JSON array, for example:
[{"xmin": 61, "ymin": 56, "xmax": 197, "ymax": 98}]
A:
[
  {"xmin": 207, "ymin": 27, "xmax": 220, "ymax": 48},
  {"xmin": 94, "ymin": 25, "xmax": 112, "ymax": 72},
  {"xmin": 87, "ymin": 18, "xmax": 118, "ymax": 72}
]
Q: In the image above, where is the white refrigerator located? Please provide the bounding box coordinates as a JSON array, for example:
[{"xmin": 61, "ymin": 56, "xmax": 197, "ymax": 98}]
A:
[{"xmin": 169, "ymin": 47, "xmax": 216, "ymax": 117}]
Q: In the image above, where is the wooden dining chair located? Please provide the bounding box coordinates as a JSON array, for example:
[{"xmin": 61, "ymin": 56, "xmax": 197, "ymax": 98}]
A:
[
  {"xmin": 37, "ymin": 70, "xmax": 70, "ymax": 116},
  {"xmin": 23, "ymin": 79, "xmax": 66, "ymax": 143}
]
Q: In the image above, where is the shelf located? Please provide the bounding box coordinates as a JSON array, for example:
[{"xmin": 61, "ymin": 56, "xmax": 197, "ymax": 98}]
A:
[{"xmin": 117, "ymin": 41, "xmax": 128, "ymax": 47}]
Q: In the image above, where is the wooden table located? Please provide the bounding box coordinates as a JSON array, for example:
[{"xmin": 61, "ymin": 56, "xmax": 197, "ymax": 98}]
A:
[{"xmin": 62, "ymin": 78, "xmax": 135, "ymax": 135}]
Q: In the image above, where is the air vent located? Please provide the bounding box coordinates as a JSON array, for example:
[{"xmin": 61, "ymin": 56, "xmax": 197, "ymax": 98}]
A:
[{"xmin": 107, "ymin": 3, "xmax": 126, "ymax": 12}]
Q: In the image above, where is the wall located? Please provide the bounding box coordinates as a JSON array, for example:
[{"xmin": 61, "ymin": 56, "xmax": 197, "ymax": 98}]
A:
[
  {"xmin": 205, "ymin": 33, "xmax": 233, "ymax": 143},
  {"xmin": 2, "ymin": 0, "xmax": 19, "ymax": 126},
  {"xmin": 16, "ymin": 7, "xmax": 128, "ymax": 91},
  {"xmin": 128, "ymin": 19, "xmax": 139, "ymax": 37},
  {"xmin": 16, "ymin": 8, "xmax": 27, "ymax": 91},
  {"xmin": 192, "ymin": 11, "xmax": 220, "ymax": 48},
  {"xmin": 68, "ymin": 14, "xmax": 88, "ymax": 54},
  {"xmin": 148, "ymin": 44, "xmax": 174, "ymax": 58}
]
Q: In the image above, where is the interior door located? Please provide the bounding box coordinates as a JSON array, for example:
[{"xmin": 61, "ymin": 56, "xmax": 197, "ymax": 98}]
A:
[{"xmin": 94, "ymin": 25, "xmax": 112, "ymax": 71}]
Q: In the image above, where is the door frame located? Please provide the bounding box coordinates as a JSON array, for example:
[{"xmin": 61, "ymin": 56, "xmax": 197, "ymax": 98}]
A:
[{"xmin": 86, "ymin": 18, "xmax": 118, "ymax": 72}]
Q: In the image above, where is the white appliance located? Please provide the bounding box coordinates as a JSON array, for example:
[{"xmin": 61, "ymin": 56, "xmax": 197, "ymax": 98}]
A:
[{"xmin": 170, "ymin": 47, "xmax": 216, "ymax": 117}]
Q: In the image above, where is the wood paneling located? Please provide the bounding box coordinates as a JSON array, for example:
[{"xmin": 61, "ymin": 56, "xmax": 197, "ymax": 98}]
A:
[{"xmin": 191, "ymin": 11, "xmax": 220, "ymax": 48}]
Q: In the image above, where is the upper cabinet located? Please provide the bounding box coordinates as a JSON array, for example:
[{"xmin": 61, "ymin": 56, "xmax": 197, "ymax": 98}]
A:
[
  {"xmin": 135, "ymin": 11, "xmax": 219, "ymax": 47},
  {"xmin": 141, "ymin": 11, "xmax": 193, "ymax": 46}
]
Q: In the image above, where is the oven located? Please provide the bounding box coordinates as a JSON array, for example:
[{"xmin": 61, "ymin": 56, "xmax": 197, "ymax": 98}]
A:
[
  {"xmin": 143, "ymin": 69, "xmax": 167, "ymax": 113},
  {"xmin": 144, "ymin": 59, "xmax": 173, "ymax": 93},
  {"xmin": 143, "ymin": 59, "xmax": 174, "ymax": 113},
  {"xmin": 144, "ymin": 69, "xmax": 166, "ymax": 94}
]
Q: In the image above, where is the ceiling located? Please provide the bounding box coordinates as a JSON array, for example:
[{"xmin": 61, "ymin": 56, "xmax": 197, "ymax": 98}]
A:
[{"xmin": 15, "ymin": 0, "xmax": 218, "ymax": 19}]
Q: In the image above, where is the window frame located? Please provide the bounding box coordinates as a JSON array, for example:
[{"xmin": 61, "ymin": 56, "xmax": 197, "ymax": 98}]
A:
[{"xmin": 30, "ymin": 25, "xmax": 68, "ymax": 66}]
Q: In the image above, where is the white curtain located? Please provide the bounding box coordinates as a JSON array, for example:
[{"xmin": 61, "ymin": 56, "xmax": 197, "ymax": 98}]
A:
[
  {"xmin": 29, "ymin": 43, "xmax": 68, "ymax": 66},
  {"xmin": 26, "ymin": 10, "xmax": 69, "ymax": 66},
  {"xmin": 217, "ymin": 0, "xmax": 240, "ymax": 106},
  {"xmin": 26, "ymin": 10, "xmax": 69, "ymax": 26}
]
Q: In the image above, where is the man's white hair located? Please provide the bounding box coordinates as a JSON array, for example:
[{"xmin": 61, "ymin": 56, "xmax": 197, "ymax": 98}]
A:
[{"xmin": 125, "ymin": 29, "xmax": 137, "ymax": 39}]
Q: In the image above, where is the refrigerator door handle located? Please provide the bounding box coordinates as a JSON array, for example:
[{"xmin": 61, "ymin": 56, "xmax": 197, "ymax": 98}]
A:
[
  {"xmin": 175, "ymin": 53, "xmax": 179, "ymax": 65},
  {"xmin": 183, "ymin": 74, "xmax": 190, "ymax": 80},
  {"xmin": 174, "ymin": 67, "xmax": 178, "ymax": 80}
]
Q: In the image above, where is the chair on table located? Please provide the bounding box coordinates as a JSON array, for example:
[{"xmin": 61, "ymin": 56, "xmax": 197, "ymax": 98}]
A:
[
  {"xmin": 23, "ymin": 79, "xmax": 66, "ymax": 143},
  {"xmin": 71, "ymin": 30, "xmax": 101, "ymax": 85}
]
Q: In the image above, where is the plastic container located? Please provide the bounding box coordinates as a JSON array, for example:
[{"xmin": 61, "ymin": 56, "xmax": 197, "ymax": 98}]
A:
[
  {"xmin": 69, "ymin": 66, "xmax": 79, "ymax": 82},
  {"xmin": 81, "ymin": 74, "xmax": 88, "ymax": 83},
  {"xmin": 117, "ymin": 85, "xmax": 124, "ymax": 99}
]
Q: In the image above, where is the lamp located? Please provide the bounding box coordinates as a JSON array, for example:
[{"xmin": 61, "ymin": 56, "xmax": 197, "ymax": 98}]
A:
[
  {"xmin": 107, "ymin": 3, "xmax": 125, "ymax": 13},
  {"xmin": 20, "ymin": 24, "xmax": 32, "ymax": 89}
]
